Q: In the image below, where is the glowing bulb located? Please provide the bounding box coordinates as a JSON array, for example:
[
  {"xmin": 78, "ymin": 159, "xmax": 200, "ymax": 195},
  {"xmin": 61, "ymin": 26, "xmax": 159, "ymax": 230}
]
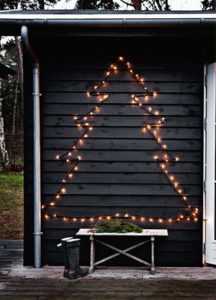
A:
[
  {"xmin": 63, "ymin": 217, "xmax": 68, "ymax": 222},
  {"xmin": 175, "ymin": 157, "xmax": 180, "ymax": 162},
  {"xmin": 53, "ymin": 214, "xmax": 56, "ymax": 218},
  {"xmin": 83, "ymin": 116, "xmax": 87, "ymax": 121},
  {"xmin": 158, "ymin": 218, "xmax": 163, "ymax": 223},
  {"xmin": 153, "ymin": 155, "xmax": 158, "ymax": 160},
  {"xmin": 178, "ymin": 189, "xmax": 183, "ymax": 194},
  {"xmin": 84, "ymin": 134, "xmax": 88, "ymax": 138},
  {"xmin": 42, "ymin": 205, "xmax": 45, "ymax": 210},
  {"xmin": 126, "ymin": 62, "xmax": 131, "ymax": 68},
  {"xmin": 115, "ymin": 213, "xmax": 120, "ymax": 217},
  {"xmin": 74, "ymin": 116, "xmax": 78, "ymax": 120},
  {"xmin": 62, "ymin": 179, "xmax": 66, "ymax": 183},
  {"xmin": 144, "ymin": 95, "xmax": 148, "ymax": 101},
  {"xmin": 73, "ymin": 217, "xmax": 77, "ymax": 222},
  {"xmin": 179, "ymin": 214, "xmax": 184, "ymax": 219},
  {"xmin": 135, "ymin": 74, "xmax": 139, "ymax": 79},
  {"xmin": 113, "ymin": 65, "xmax": 118, "ymax": 70},
  {"xmin": 74, "ymin": 166, "xmax": 78, "ymax": 171},
  {"xmin": 169, "ymin": 176, "xmax": 174, "ymax": 181},
  {"xmin": 157, "ymin": 137, "xmax": 162, "ymax": 143},
  {"xmin": 68, "ymin": 152, "xmax": 72, "ymax": 156},
  {"xmin": 56, "ymin": 155, "xmax": 60, "ymax": 160},
  {"xmin": 106, "ymin": 71, "xmax": 110, "ymax": 76},
  {"xmin": 56, "ymin": 194, "xmax": 60, "ymax": 199},
  {"xmin": 186, "ymin": 217, "xmax": 190, "ymax": 222},
  {"xmin": 68, "ymin": 173, "xmax": 73, "ymax": 178},
  {"xmin": 66, "ymin": 159, "xmax": 71, "ymax": 164},
  {"xmin": 194, "ymin": 217, "xmax": 198, "ymax": 222},
  {"xmin": 61, "ymin": 188, "xmax": 66, "ymax": 194},
  {"xmin": 124, "ymin": 213, "xmax": 129, "ymax": 218},
  {"xmin": 149, "ymin": 218, "xmax": 154, "ymax": 223},
  {"xmin": 129, "ymin": 69, "xmax": 133, "ymax": 74},
  {"xmin": 160, "ymin": 164, "xmax": 165, "ymax": 169},
  {"xmin": 142, "ymin": 127, "xmax": 147, "ymax": 133},
  {"xmin": 77, "ymin": 155, "xmax": 82, "ymax": 160},
  {"xmin": 154, "ymin": 111, "xmax": 159, "ymax": 116},
  {"xmin": 182, "ymin": 196, "xmax": 187, "ymax": 201},
  {"xmin": 168, "ymin": 218, "xmax": 172, "ymax": 223},
  {"xmin": 89, "ymin": 126, "xmax": 93, "ymax": 131},
  {"xmin": 147, "ymin": 107, "xmax": 152, "ymax": 112},
  {"xmin": 174, "ymin": 182, "xmax": 178, "ymax": 188},
  {"xmin": 90, "ymin": 217, "xmax": 95, "ymax": 223},
  {"xmin": 95, "ymin": 107, "xmax": 100, "ymax": 112},
  {"xmin": 79, "ymin": 139, "xmax": 83, "ymax": 145},
  {"xmin": 44, "ymin": 214, "xmax": 49, "ymax": 220},
  {"xmin": 118, "ymin": 56, "xmax": 124, "ymax": 61},
  {"xmin": 162, "ymin": 144, "xmax": 167, "ymax": 149},
  {"xmin": 140, "ymin": 78, "xmax": 144, "ymax": 82},
  {"xmin": 94, "ymin": 85, "xmax": 98, "ymax": 90},
  {"xmin": 147, "ymin": 125, "xmax": 151, "ymax": 130},
  {"xmin": 86, "ymin": 91, "xmax": 90, "ymax": 97},
  {"xmin": 85, "ymin": 122, "xmax": 89, "ymax": 126},
  {"xmin": 102, "ymin": 81, "xmax": 106, "ymax": 85},
  {"xmin": 131, "ymin": 216, "xmax": 136, "ymax": 220},
  {"xmin": 107, "ymin": 216, "xmax": 111, "ymax": 220},
  {"xmin": 140, "ymin": 217, "xmax": 145, "ymax": 222},
  {"xmin": 81, "ymin": 218, "xmax": 85, "ymax": 223},
  {"xmin": 153, "ymin": 91, "xmax": 157, "ymax": 97}
]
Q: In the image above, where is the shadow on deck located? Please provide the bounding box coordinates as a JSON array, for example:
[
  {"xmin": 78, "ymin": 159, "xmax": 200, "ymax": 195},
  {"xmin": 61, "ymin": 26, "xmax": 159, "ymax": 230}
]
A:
[{"xmin": 0, "ymin": 240, "xmax": 216, "ymax": 300}]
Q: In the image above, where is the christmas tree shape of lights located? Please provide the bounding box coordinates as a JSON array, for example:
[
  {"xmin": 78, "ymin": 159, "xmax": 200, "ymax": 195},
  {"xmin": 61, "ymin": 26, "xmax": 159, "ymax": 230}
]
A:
[{"xmin": 43, "ymin": 56, "xmax": 199, "ymax": 225}]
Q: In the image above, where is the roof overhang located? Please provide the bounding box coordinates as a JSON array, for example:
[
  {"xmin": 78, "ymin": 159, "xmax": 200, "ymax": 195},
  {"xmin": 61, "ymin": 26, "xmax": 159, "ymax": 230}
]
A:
[{"xmin": 0, "ymin": 10, "xmax": 216, "ymax": 36}]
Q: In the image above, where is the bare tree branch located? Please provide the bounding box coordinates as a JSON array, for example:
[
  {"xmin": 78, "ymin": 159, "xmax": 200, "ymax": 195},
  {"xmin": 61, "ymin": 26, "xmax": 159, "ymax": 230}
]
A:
[{"xmin": 119, "ymin": 0, "xmax": 134, "ymax": 7}]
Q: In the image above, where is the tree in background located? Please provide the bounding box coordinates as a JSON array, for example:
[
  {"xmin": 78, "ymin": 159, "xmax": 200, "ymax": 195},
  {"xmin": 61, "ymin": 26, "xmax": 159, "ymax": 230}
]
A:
[
  {"xmin": 75, "ymin": 0, "xmax": 170, "ymax": 10},
  {"xmin": 202, "ymin": 0, "xmax": 216, "ymax": 9}
]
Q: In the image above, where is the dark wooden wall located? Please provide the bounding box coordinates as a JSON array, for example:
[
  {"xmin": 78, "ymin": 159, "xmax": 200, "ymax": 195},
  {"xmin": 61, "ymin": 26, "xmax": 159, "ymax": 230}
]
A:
[{"xmin": 24, "ymin": 35, "xmax": 204, "ymax": 266}]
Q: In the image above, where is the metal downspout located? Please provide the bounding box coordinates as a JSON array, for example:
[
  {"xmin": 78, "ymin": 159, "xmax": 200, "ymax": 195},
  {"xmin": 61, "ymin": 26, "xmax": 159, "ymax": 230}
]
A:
[{"xmin": 21, "ymin": 25, "xmax": 42, "ymax": 268}]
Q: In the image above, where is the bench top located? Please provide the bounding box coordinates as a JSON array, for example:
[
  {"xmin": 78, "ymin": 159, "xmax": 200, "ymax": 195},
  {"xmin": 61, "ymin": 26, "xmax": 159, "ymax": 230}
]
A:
[{"xmin": 77, "ymin": 228, "xmax": 168, "ymax": 237}]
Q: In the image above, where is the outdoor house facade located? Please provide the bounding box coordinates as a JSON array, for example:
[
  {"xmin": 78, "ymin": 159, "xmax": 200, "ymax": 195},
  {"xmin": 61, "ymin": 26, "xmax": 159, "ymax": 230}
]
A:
[{"xmin": 1, "ymin": 10, "xmax": 216, "ymax": 268}]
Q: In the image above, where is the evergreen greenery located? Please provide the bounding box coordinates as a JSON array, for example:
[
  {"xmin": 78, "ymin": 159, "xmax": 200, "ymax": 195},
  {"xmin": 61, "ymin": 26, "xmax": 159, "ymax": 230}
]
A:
[{"xmin": 95, "ymin": 219, "xmax": 142, "ymax": 233}]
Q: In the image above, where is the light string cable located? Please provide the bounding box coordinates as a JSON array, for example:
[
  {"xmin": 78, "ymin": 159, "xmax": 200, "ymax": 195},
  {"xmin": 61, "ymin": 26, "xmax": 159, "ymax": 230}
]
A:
[{"xmin": 43, "ymin": 56, "xmax": 200, "ymax": 224}]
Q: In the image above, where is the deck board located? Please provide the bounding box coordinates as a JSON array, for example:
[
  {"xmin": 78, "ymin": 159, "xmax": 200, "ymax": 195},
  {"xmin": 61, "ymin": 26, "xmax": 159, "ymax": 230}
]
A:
[{"xmin": 0, "ymin": 242, "xmax": 216, "ymax": 299}]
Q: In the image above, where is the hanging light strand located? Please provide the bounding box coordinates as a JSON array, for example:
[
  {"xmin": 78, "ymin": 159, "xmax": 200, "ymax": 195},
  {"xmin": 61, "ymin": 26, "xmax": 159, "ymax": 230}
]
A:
[{"xmin": 47, "ymin": 56, "xmax": 200, "ymax": 223}]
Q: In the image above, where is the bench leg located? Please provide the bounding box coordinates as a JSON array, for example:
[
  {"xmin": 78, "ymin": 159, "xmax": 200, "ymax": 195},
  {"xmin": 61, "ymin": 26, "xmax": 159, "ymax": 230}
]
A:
[
  {"xmin": 150, "ymin": 236, "xmax": 155, "ymax": 274},
  {"xmin": 89, "ymin": 234, "xmax": 95, "ymax": 273}
]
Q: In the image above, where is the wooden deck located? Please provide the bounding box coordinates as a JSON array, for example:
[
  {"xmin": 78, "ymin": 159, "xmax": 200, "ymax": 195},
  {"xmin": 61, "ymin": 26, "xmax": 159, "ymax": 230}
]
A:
[{"xmin": 1, "ymin": 240, "xmax": 216, "ymax": 300}]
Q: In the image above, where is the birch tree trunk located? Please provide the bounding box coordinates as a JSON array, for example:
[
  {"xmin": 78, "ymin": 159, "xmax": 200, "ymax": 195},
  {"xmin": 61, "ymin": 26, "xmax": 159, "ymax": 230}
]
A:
[{"xmin": 0, "ymin": 79, "xmax": 10, "ymax": 167}]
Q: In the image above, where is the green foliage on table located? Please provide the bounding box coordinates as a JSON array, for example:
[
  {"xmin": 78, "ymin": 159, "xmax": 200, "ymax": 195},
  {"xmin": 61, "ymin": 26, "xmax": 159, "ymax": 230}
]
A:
[{"xmin": 95, "ymin": 219, "xmax": 142, "ymax": 233}]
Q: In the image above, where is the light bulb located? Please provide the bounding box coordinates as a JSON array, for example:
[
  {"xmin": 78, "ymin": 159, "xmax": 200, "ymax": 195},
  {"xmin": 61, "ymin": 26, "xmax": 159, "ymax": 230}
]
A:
[
  {"xmin": 61, "ymin": 188, "xmax": 66, "ymax": 194},
  {"xmin": 56, "ymin": 155, "xmax": 60, "ymax": 160}
]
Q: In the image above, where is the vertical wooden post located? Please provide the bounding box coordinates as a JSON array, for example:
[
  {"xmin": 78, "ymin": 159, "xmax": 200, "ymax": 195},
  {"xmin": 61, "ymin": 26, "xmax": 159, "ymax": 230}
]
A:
[
  {"xmin": 151, "ymin": 236, "xmax": 155, "ymax": 274},
  {"xmin": 89, "ymin": 234, "xmax": 95, "ymax": 273}
]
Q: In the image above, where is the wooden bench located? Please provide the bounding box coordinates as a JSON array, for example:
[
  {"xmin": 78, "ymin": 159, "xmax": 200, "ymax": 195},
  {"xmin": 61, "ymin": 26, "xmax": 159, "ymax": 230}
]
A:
[{"xmin": 77, "ymin": 229, "xmax": 168, "ymax": 274}]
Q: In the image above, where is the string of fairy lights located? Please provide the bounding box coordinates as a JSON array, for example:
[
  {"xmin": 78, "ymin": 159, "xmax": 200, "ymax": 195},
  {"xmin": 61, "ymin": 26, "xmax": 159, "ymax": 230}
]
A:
[{"xmin": 42, "ymin": 56, "xmax": 200, "ymax": 224}]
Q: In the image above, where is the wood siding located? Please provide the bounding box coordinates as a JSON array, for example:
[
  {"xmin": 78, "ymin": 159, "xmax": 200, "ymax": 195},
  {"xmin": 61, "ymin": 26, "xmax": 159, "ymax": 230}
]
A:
[{"xmin": 24, "ymin": 37, "xmax": 203, "ymax": 266}]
